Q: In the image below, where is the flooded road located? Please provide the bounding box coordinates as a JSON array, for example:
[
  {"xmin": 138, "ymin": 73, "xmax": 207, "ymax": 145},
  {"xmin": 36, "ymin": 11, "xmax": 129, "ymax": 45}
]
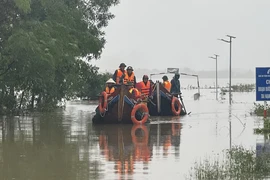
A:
[{"xmin": 0, "ymin": 89, "xmax": 262, "ymax": 180}]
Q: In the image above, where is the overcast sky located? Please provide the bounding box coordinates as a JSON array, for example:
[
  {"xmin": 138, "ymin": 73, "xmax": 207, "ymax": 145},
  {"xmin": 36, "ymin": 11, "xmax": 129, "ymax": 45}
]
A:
[{"xmin": 92, "ymin": 0, "xmax": 270, "ymax": 72}]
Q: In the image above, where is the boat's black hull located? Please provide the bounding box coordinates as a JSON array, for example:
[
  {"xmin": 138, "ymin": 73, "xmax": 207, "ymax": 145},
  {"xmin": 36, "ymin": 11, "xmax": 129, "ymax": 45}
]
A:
[
  {"xmin": 92, "ymin": 85, "xmax": 149, "ymax": 124},
  {"xmin": 148, "ymin": 83, "xmax": 187, "ymax": 116}
]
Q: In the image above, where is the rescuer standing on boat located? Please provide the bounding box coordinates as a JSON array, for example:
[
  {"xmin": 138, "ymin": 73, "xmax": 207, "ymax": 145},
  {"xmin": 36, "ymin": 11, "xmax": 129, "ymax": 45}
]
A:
[
  {"xmin": 138, "ymin": 75, "xmax": 151, "ymax": 102},
  {"xmin": 105, "ymin": 78, "xmax": 116, "ymax": 95},
  {"xmin": 162, "ymin": 75, "xmax": 171, "ymax": 92},
  {"xmin": 123, "ymin": 66, "xmax": 137, "ymax": 87},
  {"xmin": 170, "ymin": 72, "xmax": 181, "ymax": 97},
  {"xmin": 112, "ymin": 63, "xmax": 126, "ymax": 85}
]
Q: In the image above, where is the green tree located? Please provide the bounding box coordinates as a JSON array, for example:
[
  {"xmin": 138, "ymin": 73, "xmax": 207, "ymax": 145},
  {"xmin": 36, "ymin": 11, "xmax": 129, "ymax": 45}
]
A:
[{"xmin": 0, "ymin": 0, "xmax": 119, "ymax": 114}]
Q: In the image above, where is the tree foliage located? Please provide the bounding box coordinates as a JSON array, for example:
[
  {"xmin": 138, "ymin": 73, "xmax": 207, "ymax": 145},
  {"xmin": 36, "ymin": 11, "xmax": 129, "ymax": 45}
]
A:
[{"xmin": 0, "ymin": 0, "xmax": 118, "ymax": 114}]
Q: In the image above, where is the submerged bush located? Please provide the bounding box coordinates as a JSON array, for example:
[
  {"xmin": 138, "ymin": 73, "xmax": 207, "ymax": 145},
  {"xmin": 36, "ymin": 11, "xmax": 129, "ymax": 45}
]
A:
[
  {"xmin": 252, "ymin": 103, "xmax": 270, "ymax": 116},
  {"xmin": 254, "ymin": 118, "xmax": 270, "ymax": 134},
  {"xmin": 186, "ymin": 146, "xmax": 270, "ymax": 180}
]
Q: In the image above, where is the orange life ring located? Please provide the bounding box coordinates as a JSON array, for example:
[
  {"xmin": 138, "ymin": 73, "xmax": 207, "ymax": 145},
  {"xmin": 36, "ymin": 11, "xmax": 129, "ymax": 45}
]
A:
[
  {"xmin": 171, "ymin": 97, "xmax": 181, "ymax": 116},
  {"xmin": 131, "ymin": 103, "xmax": 149, "ymax": 124},
  {"xmin": 131, "ymin": 125, "xmax": 149, "ymax": 145},
  {"xmin": 98, "ymin": 91, "xmax": 108, "ymax": 114},
  {"xmin": 131, "ymin": 125, "xmax": 150, "ymax": 162}
]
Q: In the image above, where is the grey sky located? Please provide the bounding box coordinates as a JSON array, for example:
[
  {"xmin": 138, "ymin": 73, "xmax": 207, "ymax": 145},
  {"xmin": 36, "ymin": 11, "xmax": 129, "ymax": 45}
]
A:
[{"xmin": 93, "ymin": 0, "xmax": 270, "ymax": 72}]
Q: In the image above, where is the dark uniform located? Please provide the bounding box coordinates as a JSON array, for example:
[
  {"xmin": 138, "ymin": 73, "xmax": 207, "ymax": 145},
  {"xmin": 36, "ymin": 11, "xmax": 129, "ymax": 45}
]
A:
[{"xmin": 170, "ymin": 72, "xmax": 181, "ymax": 97}]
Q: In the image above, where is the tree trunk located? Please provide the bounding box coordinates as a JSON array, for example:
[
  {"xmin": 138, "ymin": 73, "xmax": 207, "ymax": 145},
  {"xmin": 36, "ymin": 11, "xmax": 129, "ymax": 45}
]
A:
[
  {"xmin": 19, "ymin": 91, "xmax": 24, "ymax": 109},
  {"xmin": 31, "ymin": 92, "xmax": 35, "ymax": 109}
]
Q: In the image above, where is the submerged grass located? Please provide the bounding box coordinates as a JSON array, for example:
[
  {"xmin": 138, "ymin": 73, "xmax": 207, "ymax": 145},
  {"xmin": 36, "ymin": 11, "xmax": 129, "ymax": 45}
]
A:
[{"xmin": 185, "ymin": 146, "xmax": 270, "ymax": 180}]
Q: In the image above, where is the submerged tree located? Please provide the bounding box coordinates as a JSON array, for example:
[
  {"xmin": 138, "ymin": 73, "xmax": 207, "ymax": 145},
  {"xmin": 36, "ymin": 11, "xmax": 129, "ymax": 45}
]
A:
[{"xmin": 0, "ymin": 0, "xmax": 119, "ymax": 114}]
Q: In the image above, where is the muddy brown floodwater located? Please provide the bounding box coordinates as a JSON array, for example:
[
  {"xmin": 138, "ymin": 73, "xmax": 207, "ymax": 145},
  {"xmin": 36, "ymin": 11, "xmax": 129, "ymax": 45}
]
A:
[{"xmin": 0, "ymin": 89, "xmax": 263, "ymax": 180}]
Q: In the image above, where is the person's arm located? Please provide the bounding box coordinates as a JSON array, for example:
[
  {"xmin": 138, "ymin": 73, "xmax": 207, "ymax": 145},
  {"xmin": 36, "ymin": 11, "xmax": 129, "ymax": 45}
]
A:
[
  {"xmin": 112, "ymin": 70, "xmax": 117, "ymax": 81},
  {"xmin": 178, "ymin": 80, "xmax": 181, "ymax": 94},
  {"xmin": 131, "ymin": 89, "xmax": 136, "ymax": 98},
  {"xmin": 170, "ymin": 79, "xmax": 175, "ymax": 93},
  {"xmin": 133, "ymin": 76, "xmax": 137, "ymax": 88}
]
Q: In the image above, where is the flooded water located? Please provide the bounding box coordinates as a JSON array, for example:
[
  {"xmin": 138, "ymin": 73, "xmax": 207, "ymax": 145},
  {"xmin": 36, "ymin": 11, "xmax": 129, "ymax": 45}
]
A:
[{"xmin": 0, "ymin": 84, "xmax": 264, "ymax": 180}]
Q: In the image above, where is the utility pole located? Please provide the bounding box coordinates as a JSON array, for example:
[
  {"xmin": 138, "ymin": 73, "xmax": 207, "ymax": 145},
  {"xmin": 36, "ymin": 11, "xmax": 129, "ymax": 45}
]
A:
[
  {"xmin": 209, "ymin": 54, "xmax": 219, "ymax": 100},
  {"xmin": 218, "ymin": 35, "xmax": 236, "ymax": 105}
]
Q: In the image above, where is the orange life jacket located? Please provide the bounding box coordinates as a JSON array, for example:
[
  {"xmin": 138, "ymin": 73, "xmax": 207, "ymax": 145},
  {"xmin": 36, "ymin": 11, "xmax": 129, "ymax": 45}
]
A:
[
  {"xmin": 129, "ymin": 88, "xmax": 141, "ymax": 98},
  {"xmin": 105, "ymin": 87, "xmax": 115, "ymax": 94},
  {"xmin": 163, "ymin": 81, "xmax": 171, "ymax": 92},
  {"xmin": 124, "ymin": 72, "xmax": 135, "ymax": 85},
  {"xmin": 139, "ymin": 81, "xmax": 150, "ymax": 96},
  {"xmin": 116, "ymin": 69, "xmax": 126, "ymax": 84}
]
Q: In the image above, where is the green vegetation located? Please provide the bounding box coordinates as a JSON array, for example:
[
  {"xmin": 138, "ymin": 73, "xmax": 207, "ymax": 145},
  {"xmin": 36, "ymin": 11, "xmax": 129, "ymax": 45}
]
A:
[
  {"xmin": 254, "ymin": 118, "xmax": 270, "ymax": 135},
  {"xmin": 186, "ymin": 146, "xmax": 270, "ymax": 180},
  {"xmin": 0, "ymin": 0, "xmax": 118, "ymax": 114},
  {"xmin": 252, "ymin": 103, "xmax": 270, "ymax": 116}
]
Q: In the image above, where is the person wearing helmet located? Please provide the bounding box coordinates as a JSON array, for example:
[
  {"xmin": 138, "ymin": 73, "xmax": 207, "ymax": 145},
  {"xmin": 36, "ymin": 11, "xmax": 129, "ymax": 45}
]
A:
[
  {"xmin": 170, "ymin": 72, "xmax": 181, "ymax": 96},
  {"xmin": 162, "ymin": 75, "xmax": 171, "ymax": 92},
  {"xmin": 105, "ymin": 78, "xmax": 116, "ymax": 94},
  {"xmin": 123, "ymin": 66, "xmax": 137, "ymax": 87},
  {"xmin": 112, "ymin": 63, "xmax": 126, "ymax": 84}
]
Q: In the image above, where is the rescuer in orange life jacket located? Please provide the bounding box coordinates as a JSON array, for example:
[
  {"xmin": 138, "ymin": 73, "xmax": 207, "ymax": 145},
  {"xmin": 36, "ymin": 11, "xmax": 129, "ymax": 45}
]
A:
[
  {"xmin": 126, "ymin": 81, "xmax": 141, "ymax": 100},
  {"xmin": 112, "ymin": 63, "xmax": 126, "ymax": 85},
  {"xmin": 105, "ymin": 78, "xmax": 116, "ymax": 95},
  {"xmin": 123, "ymin": 66, "xmax": 137, "ymax": 87},
  {"xmin": 128, "ymin": 81, "xmax": 150, "ymax": 122},
  {"xmin": 138, "ymin": 75, "xmax": 151, "ymax": 101},
  {"xmin": 162, "ymin": 75, "xmax": 171, "ymax": 92}
]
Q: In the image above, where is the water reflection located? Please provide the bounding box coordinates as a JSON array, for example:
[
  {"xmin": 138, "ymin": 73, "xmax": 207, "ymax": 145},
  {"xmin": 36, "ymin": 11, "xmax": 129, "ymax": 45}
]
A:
[
  {"xmin": 0, "ymin": 114, "xmax": 101, "ymax": 180},
  {"xmin": 0, "ymin": 113, "xmax": 182, "ymax": 180},
  {"xmin": 92, "ymin": 120, "xmax": 182, "ymax": 179}
]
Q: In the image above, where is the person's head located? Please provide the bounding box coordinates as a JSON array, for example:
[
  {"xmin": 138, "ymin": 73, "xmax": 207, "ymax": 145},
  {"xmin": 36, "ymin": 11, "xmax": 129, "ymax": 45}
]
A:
[
  {"xmin": 106, "ymin": 78, "xmax": 116, "ymax": 87},
  {"xmin": 119, "ymin": 63, "xmax": 126, "ymax": 71},
  {"xmin": 162, "ymin": 75, "xmax": 168, "ymax": 81},
  {"xmin": 126, "ymin": 66, "xmax": 133, "ymax": 75},
  {"xmin": 174, "ymin": 72, "xmax": 180, "ymax": 80},
  {"xmin": 126, "ymin": 81, "xmax": 133, "ymax": 89},
  {"xmin": 142, "ymin": 75, "xmax": 149, "ymax": 83}
]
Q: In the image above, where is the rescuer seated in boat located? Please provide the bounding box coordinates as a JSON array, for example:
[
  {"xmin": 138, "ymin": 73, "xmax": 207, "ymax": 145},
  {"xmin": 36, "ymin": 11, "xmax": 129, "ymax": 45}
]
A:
[
  {"xmin": 94, "ymin": 79, "xmax": 116, "ymax": 116},
  {"xmin": 126, "ymin": 81, "xmax": 141, "ymax": 101},
  {"xmin": 127, "ymin": 82, "xmax": 150, "ymax": 122},
  {"xmin": 123, "ymin": 66, "xmax": 137, "ymax": 87},
  {"xmin": 138, "ymin": 75, "xmax": 151, "ymax": 102},
  {"xmin": 112, "ymin": 63, "xmax": 126, "ymax": 85},
  {"xmin": 170, "ymin": 72, "xmax": 181, "ymax": 97},
  {"xmin": 162, "ymin": 75, "xmax": 171, "ymax": 92},
  {"xmin": 105, "ymin": 78, "xmax": 116, "ymax": 95}
]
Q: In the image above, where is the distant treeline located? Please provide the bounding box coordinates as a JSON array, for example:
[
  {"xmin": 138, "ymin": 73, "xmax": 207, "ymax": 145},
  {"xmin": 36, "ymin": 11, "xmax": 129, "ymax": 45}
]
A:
[
  {"xmin": 0, "ymin": 0, "xmax": 119, "ymax": 115},
  {"xmin": 104, "ymin": 68, "xmax": 255, "ymax": 79},
  {"xmin": 231, "ymin": 84, "xmax": 255, "ymax": 92}
]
